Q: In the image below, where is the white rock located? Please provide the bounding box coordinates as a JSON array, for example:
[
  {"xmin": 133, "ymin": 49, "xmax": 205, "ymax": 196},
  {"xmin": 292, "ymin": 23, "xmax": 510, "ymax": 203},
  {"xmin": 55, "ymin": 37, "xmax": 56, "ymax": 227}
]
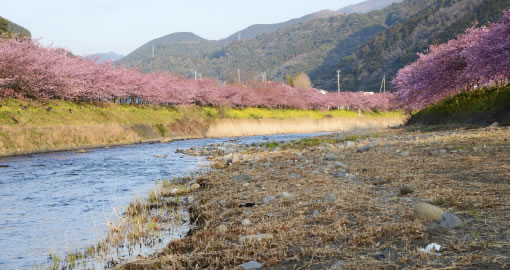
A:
[
  {"xmin": 239, "ymin": 234, "xmax": 273, "ymax": 243},
  {"xmin": 241, "ymin": 219, "xmax": 252, "ymax": 226}
]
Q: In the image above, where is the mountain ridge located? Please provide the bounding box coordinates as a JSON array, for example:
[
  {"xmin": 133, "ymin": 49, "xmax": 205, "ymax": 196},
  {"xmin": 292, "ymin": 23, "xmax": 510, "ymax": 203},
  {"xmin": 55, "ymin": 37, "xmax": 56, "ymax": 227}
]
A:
[{"xmin": 86, "ymin": 51, "xmax": 124, "ymax": 63}]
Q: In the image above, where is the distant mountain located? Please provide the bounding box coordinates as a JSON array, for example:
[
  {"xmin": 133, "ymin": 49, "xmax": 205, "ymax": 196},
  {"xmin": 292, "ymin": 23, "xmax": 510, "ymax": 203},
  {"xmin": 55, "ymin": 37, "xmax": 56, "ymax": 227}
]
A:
[
  {"xmin": 0, "ymin": 16, "xmax": 31, "ymax": 37},
  {"xmin": 117, "ymin": 2, "xmax": 395, "ymax": 76},
  {"xmin": 222, "ymin": 9, "xmax": 339, "ymax": 43},
  {"xmin": 117, "ymin": 32, "xmax": 222, "ymax": 75},
  {"xmin": 118, "ymin": 0, "xmax": 509, "ymax": 92},
  {"xmin": 338, "ymin": 0, "xmax": 403, "ymax": 14},
  {"xmin": 86, "ymin": 52, "xmax": 124, "ymax": 63},
  {"xmin": 117, "ymin": 10, "xmax": 341, "ymax": 74},
  {"xmin": 119, "ymin": 0, "xmax": 422, "ymax": 81}
]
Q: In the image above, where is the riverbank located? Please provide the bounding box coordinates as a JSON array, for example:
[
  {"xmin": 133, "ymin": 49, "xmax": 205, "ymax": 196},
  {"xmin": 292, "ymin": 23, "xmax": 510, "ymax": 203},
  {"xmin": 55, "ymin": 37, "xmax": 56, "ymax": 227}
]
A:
[
  {"xmin": 408, "ymin": 84, "xmax": 510, "ymax": 127},
  {"xmin": 119, "ymin": 125, "xmax": 510, "ymax": 269},
  {"xmin": 0, "ymin": 99, "xmax": 404, "ymax": 157}
]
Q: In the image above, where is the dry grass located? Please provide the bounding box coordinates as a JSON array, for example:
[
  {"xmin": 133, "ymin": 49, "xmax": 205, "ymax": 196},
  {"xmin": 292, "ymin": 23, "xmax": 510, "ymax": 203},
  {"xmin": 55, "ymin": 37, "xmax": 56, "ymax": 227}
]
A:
[
  {"xmin": 119, "ymin": 126, "xmax": 510, "ymax": 269},
  {"xmin": 0, "ymin": 115, "xmax": 404, "ymax": 157},
  {"xmin": 206, "ymin": 117, "xmax": 404, "ymax": 138},
  {"xmin": 0, "ymin": 124, "xmax": 156, "ymax": 156}
]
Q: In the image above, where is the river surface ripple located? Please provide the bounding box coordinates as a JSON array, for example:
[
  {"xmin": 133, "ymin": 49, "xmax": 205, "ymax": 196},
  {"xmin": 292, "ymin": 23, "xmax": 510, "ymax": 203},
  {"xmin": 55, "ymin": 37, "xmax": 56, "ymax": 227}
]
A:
[{"xmin": 0, "ymin": 132, "xmax": 329, "ymax": 268}]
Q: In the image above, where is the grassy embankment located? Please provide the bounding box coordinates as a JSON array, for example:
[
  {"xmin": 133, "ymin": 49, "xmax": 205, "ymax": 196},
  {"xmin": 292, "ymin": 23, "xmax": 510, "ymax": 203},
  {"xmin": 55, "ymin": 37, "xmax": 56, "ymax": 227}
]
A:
[
  {"xmin": 0, "ymin": 99, "xmax": 404, "ymax": 156},
  {"xmin": 408, "ymin": 84, "xmax": 510, "ymax": 127}
]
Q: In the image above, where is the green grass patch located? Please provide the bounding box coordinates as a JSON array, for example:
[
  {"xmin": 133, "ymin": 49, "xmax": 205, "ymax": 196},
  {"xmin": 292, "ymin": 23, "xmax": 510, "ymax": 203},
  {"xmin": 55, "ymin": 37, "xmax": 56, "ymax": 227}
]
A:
[
  {"xmin": 225, "ymin": 107, "xmax": 403, "ymax": 120},
  {"xmin": 280, "ymin": 136, "xmax": 361, "ymax": 149},
  {"xmin": 0, "ymin": 98, "xmax": 404, "ymax": 128},
  {"xmin": 409, "ymin": 84, "xmax": 510, "ymax": 126}
]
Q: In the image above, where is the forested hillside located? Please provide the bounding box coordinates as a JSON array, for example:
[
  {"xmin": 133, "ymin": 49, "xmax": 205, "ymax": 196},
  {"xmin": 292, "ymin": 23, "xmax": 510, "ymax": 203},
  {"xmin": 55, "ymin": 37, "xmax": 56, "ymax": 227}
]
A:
[
  {"xmin": 0, "ymin": 16, "xmax": 31, "ymax": 37},
  {"xmin": 117, "ymin": 0, "xmax": 401, "ymax": 81},
  {"xmin": 338, "ymin": 0, "xmax": 403, "ymax": 14},
  {"xmin": 312, "ymin": 0, "xmax": 510, "ymax": 91},
  {"xmin": 116, "ymin": 10, "xmax": 341, "ymax": 76},
  {"xmin": 118, "ymin": 0, "xmax": 510, "ymax": 92}
]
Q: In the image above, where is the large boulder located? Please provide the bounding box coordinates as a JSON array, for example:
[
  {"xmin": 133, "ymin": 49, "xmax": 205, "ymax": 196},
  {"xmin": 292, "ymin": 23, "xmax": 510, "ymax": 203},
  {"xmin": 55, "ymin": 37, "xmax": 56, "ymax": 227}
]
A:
[{"xmin": 414, "ymin": 203, "xmax": 444, "ymax": 222}]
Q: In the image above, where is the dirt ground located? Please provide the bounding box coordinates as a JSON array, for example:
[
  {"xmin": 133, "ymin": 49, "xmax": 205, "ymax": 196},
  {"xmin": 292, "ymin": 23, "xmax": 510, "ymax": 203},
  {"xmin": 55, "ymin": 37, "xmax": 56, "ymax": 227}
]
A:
[{"xmin": 121, "ymin": 126, "xmax": 510, "ymax": 269}]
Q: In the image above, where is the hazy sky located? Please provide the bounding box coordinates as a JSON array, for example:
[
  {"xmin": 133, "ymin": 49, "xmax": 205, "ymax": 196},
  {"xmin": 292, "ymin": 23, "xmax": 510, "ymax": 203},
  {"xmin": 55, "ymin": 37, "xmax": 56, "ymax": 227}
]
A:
[{"xmin": 2, "ymin": 0, "xmax": 365, "ymax": 56}]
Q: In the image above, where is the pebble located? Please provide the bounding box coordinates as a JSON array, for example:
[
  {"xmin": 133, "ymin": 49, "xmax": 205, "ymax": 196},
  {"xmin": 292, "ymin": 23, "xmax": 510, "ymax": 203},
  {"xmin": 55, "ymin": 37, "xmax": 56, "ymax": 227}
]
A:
[
  {"xmin": 414, "ymin": 202, "xmax": 444, "ymax": 222},
  {"xmin": 240, "ymin": 261, "xmax": 263, "ymax": 270},
  {"xmin": 330, "ymin": 260, "xmax": 345, "ymax": 268},
  {"xmin": 428, "ymin": 150, "xmax": 439, "ymax": 156},
  {"xmin": 312, "ymin": 209, "xmax": 319, "ymax": 217},
  {"xmin": 263, "ymin": 195, "xmax": 275, "ymax": 204},
  {"xmin": 289, "ymin": 173, "xmax": 302, "ymax": 179},
  {"xmin": 345, "ymin": 141, "xmax": 356, "ymax": 148},
  {"xmin": 324, "ymin": 153, "xmax": 337, "ymax": 160},
  {"xmin": 233, "ymin": 174, "xmax": 252, "ymax": 184},
  {"xmin": 190, "ymin": 183, "xmax": 200, "ymax": 191},
  {"xmin": 375, "ymin": 248, "xmax": 398, "ymax": 261},
  {"xmin": 333, "ymin": 161, "xmax": 347, "ymax": 169},
  {"xmin": 218, "ymin": 224, "xmax": 228, "ymax": 233},
  {"xmin": 280, "ymin": 192, "xmax": 293, "ymax": 199},
  {"xmin": 153, "ymin": 154, "xmax": 167, "ymax": 158},
  {"xmin": 232, "ymin": 153, "xmax": 241, "ymax": 163},
  {"xmin": 218, "ymin": 199, "xmax": 227, "ymax": 207},
  {"xmin": 440, "ymin": 212, "xmax": 463, "ymax": 228},
  {"xmin": 400, "ymin": 151, "xmax": 410, "ymax": 157},
  {"xmin": 325, "ymin": 193, "xmax": 338, "ymax": 202},
  {"xmin": 357, "ymin": 141, "xmax": 379, "ymax": 153},
  {"xmin": 333, "ymin": 171, "xmax": 346, "ymax": 178},
  {"xmin": 345, "ymin": 173, "xmax": 357, "ymax": 182},
  {"xmin": 239, "ymin": 234, "xmax": 273, "ymax": 243},
  {"xmin": 241, "ymin": 219, "xmax": 252, "ymax": 226},
  {"xmin": 374, "ymin": 177, "xmax": 390, "ymax": 185},
  {"xmin": 76, "ymin": 149, "xmax": 88, "ymax": 154},
  {"xmin": 400, "ymin": 185, "xmax": 414, "ymax": 196}
]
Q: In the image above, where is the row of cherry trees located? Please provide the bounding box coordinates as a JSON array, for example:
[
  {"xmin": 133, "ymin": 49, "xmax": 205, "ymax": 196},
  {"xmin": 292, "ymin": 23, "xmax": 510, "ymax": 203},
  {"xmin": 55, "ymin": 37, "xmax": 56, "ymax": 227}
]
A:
[
  {"xmin": 0, "ymin": 36, "xmax": 395, "ymax": 111},
  {"xmin": 392, "ymin": 9, "xmax": 510, "ymax": 111}
]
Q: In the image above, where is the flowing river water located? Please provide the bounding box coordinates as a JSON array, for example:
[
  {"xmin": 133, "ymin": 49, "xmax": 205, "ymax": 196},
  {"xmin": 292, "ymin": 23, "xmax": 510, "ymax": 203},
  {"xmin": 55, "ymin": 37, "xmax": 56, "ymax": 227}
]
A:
[{"xmin": 0, "ymin": 132, "xmax": 329, "ymax": 269}]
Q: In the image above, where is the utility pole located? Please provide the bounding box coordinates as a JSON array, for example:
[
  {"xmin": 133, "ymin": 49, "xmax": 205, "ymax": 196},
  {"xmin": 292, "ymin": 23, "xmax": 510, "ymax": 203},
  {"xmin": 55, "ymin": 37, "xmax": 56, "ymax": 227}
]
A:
[
  {"xmin": 337, "ymin": 70, "xmax": 341, "ymax": 94},
  {"xmin": 194, "ymin": 71, "xmax": 197, "ymax": 81},
  {"xmin": 238, "ymin": 32, "xmax": 241, "ymax": 41},
  {"xmin": 383, "ymin": 75, "xmax": 386, "ymax": 93},
  {"xmin": 152, "ymin": 46, "xmax": 155, "ymax": 58},
  {"xmin": 238, "ymin": 69, "xmax": 241, "ymax": 84},
  {"xmin": 380, "ymin": 75, "xmax": 386, "ymax": 93}
]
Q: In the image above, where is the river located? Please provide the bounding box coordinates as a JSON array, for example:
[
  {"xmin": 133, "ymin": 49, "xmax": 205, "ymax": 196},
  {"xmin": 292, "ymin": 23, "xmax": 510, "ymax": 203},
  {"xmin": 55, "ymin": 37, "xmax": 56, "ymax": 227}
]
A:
[{"xmin": 0, "ymin": 132, "xmax": 329, "ymax": 269}]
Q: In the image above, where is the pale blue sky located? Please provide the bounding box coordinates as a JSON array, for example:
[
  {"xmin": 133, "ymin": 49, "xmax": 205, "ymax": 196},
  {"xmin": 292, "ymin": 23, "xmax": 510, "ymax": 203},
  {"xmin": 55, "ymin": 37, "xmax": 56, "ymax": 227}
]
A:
[{"xmin": 2, "ymin": 0, "xmax": 365, "ymax": 56}]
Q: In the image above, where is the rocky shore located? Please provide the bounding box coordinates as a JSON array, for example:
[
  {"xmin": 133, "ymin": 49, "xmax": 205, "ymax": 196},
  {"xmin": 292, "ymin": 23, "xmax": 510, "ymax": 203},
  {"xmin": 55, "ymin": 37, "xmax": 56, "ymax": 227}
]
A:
[{"xmin": 120, "ymin": 125, "xmax": 510, "ymax": 269}]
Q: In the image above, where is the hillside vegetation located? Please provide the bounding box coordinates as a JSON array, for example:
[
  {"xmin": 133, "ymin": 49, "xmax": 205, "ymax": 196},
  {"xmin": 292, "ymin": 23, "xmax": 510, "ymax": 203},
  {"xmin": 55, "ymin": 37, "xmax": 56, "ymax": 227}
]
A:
[
  {"xmin": 318, "ymin": 0, "xmax": 510, "ymax": 91},
  {"xmin": 407, "ymin": 85, "xmax": 510, "ymax": 126},
  {"xmin": 0, "ymin": 16, "xmax": 30, "ymax": 37},
  {"xmin": 117, "ymin": 0, "xmax": 405, "ymax": 86}
]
